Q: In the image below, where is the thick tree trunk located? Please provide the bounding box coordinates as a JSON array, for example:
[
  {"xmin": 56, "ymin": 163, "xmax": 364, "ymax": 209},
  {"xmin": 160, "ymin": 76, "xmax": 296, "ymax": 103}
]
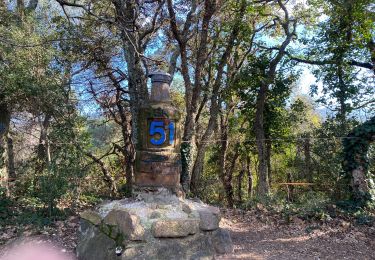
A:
[
  {"xmin": 254, "ymin": 83, "xmax": 269, "ymax": 198},
  {"xmin": 252, "ymin": 0, "xmax": 296, "ymax": 198},
  {"xmin": 112, "ymin": 0, "xmax": 150, "ymax": 195}
]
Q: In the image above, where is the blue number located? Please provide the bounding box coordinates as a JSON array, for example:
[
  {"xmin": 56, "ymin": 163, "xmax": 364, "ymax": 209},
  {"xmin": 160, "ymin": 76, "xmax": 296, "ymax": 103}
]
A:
[
  {"xmin": 149, "ymin": 120, "xmax": 175, "ymax": 146},
  {"xmin": 150, "ymin": 121, "xmax": 165, "ymax": 145},
  {"xmin": 169, "ymin": 122, "xmax": 175, "ymax": 145}
]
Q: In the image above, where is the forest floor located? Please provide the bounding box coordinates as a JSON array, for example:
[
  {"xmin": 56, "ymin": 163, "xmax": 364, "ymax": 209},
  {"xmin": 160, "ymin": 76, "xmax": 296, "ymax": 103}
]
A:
[
  {"xmin": 1, "ymin": 207, "xmax": 374, "ymax": 260},
  {"xmin": 219, "ymin": 208, "xmax": 375, "ymax": 260}
]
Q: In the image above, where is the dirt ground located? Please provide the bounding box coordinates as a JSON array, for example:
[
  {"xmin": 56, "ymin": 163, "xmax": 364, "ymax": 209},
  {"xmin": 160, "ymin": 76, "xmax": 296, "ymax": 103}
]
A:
[
  {"xmin": 219, "ymin": 209, "xmax": 375, "ymax": 260},
  {"xmin": 1, "ymin": 208, "xmax": 374, "ymax": 260}
]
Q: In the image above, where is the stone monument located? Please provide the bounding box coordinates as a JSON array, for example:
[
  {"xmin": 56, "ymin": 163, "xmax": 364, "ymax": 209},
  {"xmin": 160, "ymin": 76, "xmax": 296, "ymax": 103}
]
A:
[
  {"xmin": 76, "ymin": 72, "xmax": 234, "ymax": 260},
  {"xmin": 135, "ymin": 71, "xmax": 181, "ymax": 190}
]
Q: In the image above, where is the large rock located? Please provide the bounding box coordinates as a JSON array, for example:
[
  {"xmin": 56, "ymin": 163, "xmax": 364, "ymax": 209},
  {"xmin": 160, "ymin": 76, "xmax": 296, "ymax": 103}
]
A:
[
  {"xmin": 76, "ymin": 220, "xmax": 117, "ymax": 260},
  {"xmin": 80, "ymin": 210, "xmax": 102, "ymax": 226},
  {"xmin": 152, "ymin": 219, "xmax": 199, "ymax": 238},
  {"xmin": 198, "ymin": 209, "xmax": 220, "ymax": 231},
  {"xmin": 103, "ymin": 209, "xmax": 145, "ymax": 241}
]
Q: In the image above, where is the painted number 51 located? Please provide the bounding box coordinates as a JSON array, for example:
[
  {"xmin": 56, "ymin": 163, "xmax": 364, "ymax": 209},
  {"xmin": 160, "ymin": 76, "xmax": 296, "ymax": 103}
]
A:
[{"xmin": 149, "ymin": 121, "xmax": 175, "ymax": 146}]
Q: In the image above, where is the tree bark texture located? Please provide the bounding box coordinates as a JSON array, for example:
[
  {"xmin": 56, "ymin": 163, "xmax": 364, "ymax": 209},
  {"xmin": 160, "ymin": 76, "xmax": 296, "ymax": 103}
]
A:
[
  {"xmin": 237, "ymin": 165, "xmax": 245, "ymax": 204},
  {"xmin": 254, "ymin": 83, "xmax": 270, "ymax": 197},
  {"xmin": 303, "ymin": 137, "xmax": 312, "ymax": 183},
  {"xmin": 0, "ymin": 99, "xmax": 10, "ymax": 196},
  {"xmin": 246, "ymin": 156, "xmax": 253, "ymax": 198},
  {"xmin": 266, "ymin": 139, "xmax": 272, "ymax": 188}
]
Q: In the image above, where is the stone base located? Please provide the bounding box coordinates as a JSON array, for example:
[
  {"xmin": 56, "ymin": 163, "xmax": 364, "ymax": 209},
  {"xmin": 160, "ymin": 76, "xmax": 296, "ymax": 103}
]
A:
[{"xmin": 76, "ymin": 189, "xmax": 233, "ymax": 260}]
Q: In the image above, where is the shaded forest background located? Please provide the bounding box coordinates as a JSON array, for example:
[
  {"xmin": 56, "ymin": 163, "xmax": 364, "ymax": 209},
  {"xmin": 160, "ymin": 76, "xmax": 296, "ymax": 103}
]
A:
[{"xmin": 0, "ymin": 0, "xmax": 374, "ymax": 227}]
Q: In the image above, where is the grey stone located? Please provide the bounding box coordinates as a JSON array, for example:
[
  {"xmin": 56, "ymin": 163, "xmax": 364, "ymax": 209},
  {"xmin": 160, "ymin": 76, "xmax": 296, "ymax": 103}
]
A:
[
  {"xmin": 212, "ymin": 228, "xmax": 234, "ymax": 254},
  {"xmin": 76, "ymin": 220, "xmax": 118, "ymax": 260},
  {"xmin": 152, "ymin": 219, "xmax": 199, "ymax": 238},
  {"xmin": 181, "ymin": 202, "xmax": 192, "ymax": 214},
  {"xmin": 80, "ymin": 210, "xmax": 102, "ymax": 225},
  {"xmin": 198, "ymin": 207, "xmax": 220, "ymax": 231},
  {"xmin": 103, "ymin": 209, "xmax": 145, "ymax": 241},
  {"xmin": 149, "ymin": 210, "xmax": 162, "ymax": 219},
  {"xmin": 121, "ymin": 234, "xmax": 214, "ymax": 260}
]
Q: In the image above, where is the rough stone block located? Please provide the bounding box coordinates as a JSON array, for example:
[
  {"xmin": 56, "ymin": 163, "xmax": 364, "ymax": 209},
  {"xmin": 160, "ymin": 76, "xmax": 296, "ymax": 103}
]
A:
[
  {"xmin": 198, "ymin": 206, "xmax": 221, "ymax": 231},
  {"xmin": 152, "ymin": 219, "xmax": 199, "ymax": 238},
  {"xmin": 77, "ymin": 220, "xmax": 117, "ymax": 260},
  {"xmin": 103, "ymin": 209, "xmax": 145, "ymax": 241},
  {"xmin": 80, "ymin": 210, "xmax": 102, "ymax": 226}
]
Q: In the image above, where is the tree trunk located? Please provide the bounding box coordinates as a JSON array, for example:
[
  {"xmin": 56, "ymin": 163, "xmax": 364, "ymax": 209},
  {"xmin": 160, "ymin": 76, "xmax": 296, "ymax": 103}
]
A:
[
  {"xmin": 367, "ymin": 39, "xmax": 375, "ymax": 75},
  {"xmin": 224, "ymin": 149, "xmax": 239, "ymax": 208},
  {"xmin": 246, "ymin": 156, "xmax": 252, "ymax": 198},
  {"xmin": 266, "ymin": 139, "xmax": 271, "ymax": 188},
  {"xmin": 254, "ymin": 83, "xmax": 269, "ymax": 198},
  {"xmin": 7, "ymin": 135, "xmax": 15, "ymax": 181},
  {"xmin": 303, "ymin": 137, "xmax": 312, "ymax": 183},
  {"xmin": 0, "ymin": 100, "xmax": 10, "ymax": 196},
  {"xmin": 252, "ymin": 0, "xmax": 296, "ymax": 198},
  {"xmin": 237, "ymin": 163, "xmax": 245, "ymax": 204},
  {"xmin": 217, "ymin": 115, "xmax": 228, "ymax": 202},
  {"xmin": 217, "ymin": 113, "xmax": 239, "ymax": 208},
  {"xmin": 112, "ymin": 0, "xmax": 150, "ymax": 195},
  {"xmin": 286, "ymin": 172, "xmax": 294, "ymax": 202}
]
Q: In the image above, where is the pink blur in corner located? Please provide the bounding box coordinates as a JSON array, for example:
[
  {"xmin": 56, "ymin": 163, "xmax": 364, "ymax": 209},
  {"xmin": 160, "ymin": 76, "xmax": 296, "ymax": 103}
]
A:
[{"xmin": 1, "ymin": 241, "xmax": 74, "ymax": 260}]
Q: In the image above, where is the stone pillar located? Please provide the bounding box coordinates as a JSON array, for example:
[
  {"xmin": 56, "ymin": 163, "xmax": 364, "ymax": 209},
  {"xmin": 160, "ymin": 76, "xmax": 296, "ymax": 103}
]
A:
[{"xmin": 135, "ymin": 71, "xmax": 181, "ymax": 190}]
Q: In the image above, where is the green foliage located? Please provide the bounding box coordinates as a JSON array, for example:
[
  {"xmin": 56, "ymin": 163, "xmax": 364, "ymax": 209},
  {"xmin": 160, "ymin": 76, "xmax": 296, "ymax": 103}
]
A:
[{"xmin": 342, "ymin": 116, "xmax": 375, "ymax": 204}]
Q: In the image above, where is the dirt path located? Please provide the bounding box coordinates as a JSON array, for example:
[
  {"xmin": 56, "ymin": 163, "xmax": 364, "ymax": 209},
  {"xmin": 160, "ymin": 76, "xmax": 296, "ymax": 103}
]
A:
[{"xmin": 218, "ymin": 209, "xmax": 375, "ymax": 260}]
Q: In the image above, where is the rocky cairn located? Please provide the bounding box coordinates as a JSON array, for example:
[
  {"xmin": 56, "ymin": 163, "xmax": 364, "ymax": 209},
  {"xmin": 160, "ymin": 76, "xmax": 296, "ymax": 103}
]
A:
[{"xmin": 76, "ymin": 189, "xmax": 233, "ymax": 260}]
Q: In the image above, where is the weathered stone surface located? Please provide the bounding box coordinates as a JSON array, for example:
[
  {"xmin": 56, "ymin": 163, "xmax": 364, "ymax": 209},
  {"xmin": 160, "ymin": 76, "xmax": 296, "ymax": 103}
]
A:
[
  {"xmin": 198, "ymin": 206, "xmax": 221, "ymax": 231},
  {"xmin": 121, "ymin": 234, "xmax": 214, "ymax": 260},
  {"xmin": 77, "ymin": 220, "xmax": 117, "ymax": 260},
  {"xmin": 152, "ymin": 219, "xmax": 199, "ymax": 238},
  {"xmin": 212, "ymin": 228, "xmax": 234, "ymax": 254},
  {"xmin": 149, "ymin": 210, "xmax": 162, "ymax": 219},
  {"xmin": 181, "ymin": 202, "xmax": 192, "ymax": 214},
  {"xmin": 103, "ymin": 209, "xmax": 145, "ymax": 241},
  {"xmin": 136, "ymin": 187, "xmax": 180, "ymax": 204},
  {"xmin": 80, "ymin": 210, "xmax": 102, "ymax": 225}
]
